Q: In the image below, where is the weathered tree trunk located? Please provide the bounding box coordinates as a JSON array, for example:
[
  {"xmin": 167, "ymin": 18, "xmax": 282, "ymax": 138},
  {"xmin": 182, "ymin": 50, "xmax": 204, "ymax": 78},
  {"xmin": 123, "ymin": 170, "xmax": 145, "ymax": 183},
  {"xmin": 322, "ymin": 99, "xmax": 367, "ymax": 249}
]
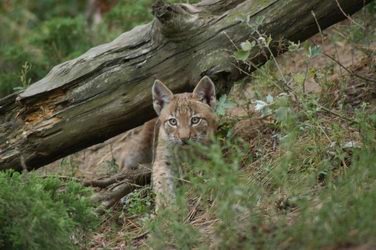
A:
[{"xmin": 0, "ymin": 0, "xmax": 371, "ymax": 171}]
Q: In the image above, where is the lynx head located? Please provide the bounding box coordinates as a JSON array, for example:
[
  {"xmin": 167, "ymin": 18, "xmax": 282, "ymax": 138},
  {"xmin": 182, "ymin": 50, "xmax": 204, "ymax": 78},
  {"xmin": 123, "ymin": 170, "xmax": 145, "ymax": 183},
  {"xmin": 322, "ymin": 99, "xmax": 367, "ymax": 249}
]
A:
[{"xmin": 152, "ymin": 76, "xmax": 217, "ymax": 145}]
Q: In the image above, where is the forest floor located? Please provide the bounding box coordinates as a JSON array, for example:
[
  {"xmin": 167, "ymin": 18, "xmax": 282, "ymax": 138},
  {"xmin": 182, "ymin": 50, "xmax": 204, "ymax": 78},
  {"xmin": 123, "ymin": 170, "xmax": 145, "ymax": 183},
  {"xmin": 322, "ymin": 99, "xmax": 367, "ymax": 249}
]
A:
[{"xmin": 39, "ymin": 14, "xmax": 376, "ymax": 250}]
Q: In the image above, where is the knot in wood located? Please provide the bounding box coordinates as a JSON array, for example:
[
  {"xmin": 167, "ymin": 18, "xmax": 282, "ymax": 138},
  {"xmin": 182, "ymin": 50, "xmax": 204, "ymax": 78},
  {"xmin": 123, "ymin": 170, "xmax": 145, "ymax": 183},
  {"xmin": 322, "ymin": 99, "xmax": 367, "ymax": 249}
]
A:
[
  {"xmin": 152, "ymin": 0, "xmax": 176, "ymax": 23},
  {"xmin": 152, "ymin": 0, "xmax": 202, "ymax": 38}
]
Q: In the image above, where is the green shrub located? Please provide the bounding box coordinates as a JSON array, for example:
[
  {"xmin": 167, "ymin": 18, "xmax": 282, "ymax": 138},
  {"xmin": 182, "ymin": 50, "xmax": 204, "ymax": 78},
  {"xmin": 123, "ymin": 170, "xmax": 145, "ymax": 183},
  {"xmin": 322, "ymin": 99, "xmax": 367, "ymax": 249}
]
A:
[
  {"xmin": 0, "ymin": 2, "xmax": 90, "ymax": 97},
  {"xmin": 0, "ymin": 171, "xmax": 98, "ymax": 250},
  {"xmin": 30, "ymin": 16, "xmax": 92, "ymax": 65},
  {"xmin": 0, "ymin": 45, "xmax": 45, "ymax": 94},
  {"xmin": 103, "ymin": 0, "xmax": 154, "ymax": 33},
  {"xmin": 124, "ymin": 187, "xmax": 153, "ymax": 216},
  {"xmin": 277, "ymin": 111, "xmax": 376, "ymax": 249}
]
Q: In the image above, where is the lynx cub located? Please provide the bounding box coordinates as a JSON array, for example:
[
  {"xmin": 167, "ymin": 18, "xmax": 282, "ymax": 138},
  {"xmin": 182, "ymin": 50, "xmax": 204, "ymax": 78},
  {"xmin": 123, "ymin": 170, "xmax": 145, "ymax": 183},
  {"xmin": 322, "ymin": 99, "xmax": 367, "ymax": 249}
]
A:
[
  {"xmin": 151, "ymin": 76, "xmax": 217, "ymax": 211},
  {"xmin": 119, "ymin": 76, "xmax": 217, "ymax": 211}
]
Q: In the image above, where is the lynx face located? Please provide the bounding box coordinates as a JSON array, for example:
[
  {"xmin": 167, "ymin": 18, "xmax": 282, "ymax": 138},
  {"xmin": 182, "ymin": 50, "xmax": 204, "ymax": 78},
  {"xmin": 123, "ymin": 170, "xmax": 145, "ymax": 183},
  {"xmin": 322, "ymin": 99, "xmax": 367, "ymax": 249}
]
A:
[{"xmin": 152, "ymin": 76, "xmax": 217, "ymax": 145}]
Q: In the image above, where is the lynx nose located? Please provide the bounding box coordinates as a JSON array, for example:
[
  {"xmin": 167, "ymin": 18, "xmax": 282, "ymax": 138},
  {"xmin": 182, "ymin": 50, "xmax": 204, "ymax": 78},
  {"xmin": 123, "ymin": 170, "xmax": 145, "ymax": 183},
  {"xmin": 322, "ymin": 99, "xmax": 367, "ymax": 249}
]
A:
[
  {"xmin": 179, "ymin": 129, "xmax": 190, "ymax": 145},
  {"xmin": 181, "ymin": 138, "xmax": 189, "ymax": 145}
]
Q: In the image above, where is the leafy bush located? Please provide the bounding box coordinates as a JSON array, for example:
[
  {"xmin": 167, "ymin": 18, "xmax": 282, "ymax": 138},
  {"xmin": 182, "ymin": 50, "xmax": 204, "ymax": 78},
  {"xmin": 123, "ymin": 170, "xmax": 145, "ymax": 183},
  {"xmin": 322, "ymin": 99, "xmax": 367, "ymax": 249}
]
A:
[
  {"xmin": 30, "ymin": 16, "xmax": 92, "ymax": 66},
  {"xmin": 103, "ymin": 0, "xmax": 155, "ymax": 33},
  {"xmin": 0, "ymin": 171, "xmax": 98, "ymax": 250},
  {"xmin": 124, "ymin": 187, "xmax": 153, "ymax": 216}
]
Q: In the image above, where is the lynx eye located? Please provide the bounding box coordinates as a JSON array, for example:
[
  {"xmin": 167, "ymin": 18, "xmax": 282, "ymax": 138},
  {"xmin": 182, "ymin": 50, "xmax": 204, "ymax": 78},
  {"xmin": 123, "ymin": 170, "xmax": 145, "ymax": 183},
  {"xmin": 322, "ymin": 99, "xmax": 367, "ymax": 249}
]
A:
[
  {"xmin": 191, "ymin": 117, "xmax": 201, "ymax": 125},
  {"xmin": 168, "ymin": 118, "xmax": 178, "ymax": 126}
]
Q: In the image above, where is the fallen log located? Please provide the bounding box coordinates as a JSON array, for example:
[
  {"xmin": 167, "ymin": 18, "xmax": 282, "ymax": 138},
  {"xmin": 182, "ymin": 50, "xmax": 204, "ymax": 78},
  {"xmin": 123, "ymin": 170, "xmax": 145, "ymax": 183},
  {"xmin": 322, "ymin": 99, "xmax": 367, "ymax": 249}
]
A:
[{"xmin": 0, "ymin": 0, "xmax": 372, "ymax": 171}]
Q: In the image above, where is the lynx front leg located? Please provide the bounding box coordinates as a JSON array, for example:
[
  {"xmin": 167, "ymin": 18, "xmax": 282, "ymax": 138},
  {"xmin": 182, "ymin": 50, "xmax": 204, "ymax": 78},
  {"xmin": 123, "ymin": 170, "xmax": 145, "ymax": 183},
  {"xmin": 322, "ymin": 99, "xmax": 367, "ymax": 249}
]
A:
[{"xmin": 152, "ymin": 161, "xmax": 176, "ymax": 212}]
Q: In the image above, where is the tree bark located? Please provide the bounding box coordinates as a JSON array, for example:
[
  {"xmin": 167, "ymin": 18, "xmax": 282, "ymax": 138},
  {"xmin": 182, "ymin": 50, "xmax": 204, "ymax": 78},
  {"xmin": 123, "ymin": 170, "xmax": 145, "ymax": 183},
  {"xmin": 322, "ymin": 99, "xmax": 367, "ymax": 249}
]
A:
[{"xmin": 0, "ymin": 0, "xmax": 371, "ymax": 171}]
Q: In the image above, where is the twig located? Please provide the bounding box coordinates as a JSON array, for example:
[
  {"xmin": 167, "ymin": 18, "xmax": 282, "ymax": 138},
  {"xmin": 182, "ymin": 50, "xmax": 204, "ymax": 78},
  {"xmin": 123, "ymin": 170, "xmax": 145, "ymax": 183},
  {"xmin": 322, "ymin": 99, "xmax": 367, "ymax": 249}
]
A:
[
  {"xmin": 317, "ymin": 104, "xmax": 356, "ymax": 124},
  {"xmin": 335, "ymin": 0, "xmax": 365, "ymax": 30},
  {"xmin": 311, "ymin": 11, "xmax": 325, "ymax": 42},
  {"xmin": 231, "ymin": 62, "xmax": 252, "ymax": 77},
  {"xmin": 20, "ymin": 155, "xmax": 28, "ymax": 172},
  {"xmin": 40, "ymin": 175, "xmax": 81, "ymax": 181},
  {"xmin": 176, "ymin": 176, "xmax": 192, "ymax": 184},
  {"xmin": 321, "ymin": 51, "xmax": 376, "ymax": 83},
  {"xmin": 311, "ymin": 9, "xmax": 376, "ymax": 84},
  {"xmin": 185, "ymin": 196, "xmax": 202, "ymax": 223},
  {"xmin": 255, "ymin": 30, "xmax": 289, "ymax": 86},
  {"xmin": 223, "ymin": 31, "xmax": 239, "ymax": 50},
  {"xmin": 302, "ymin": 60, "xmax": 310, "ymax": 94},
  {"xmin": 132, "ymin": 230, "xmax": 150, "ymax": 240},
  {"xmin": 316, "ymin": 122, "xmax": 333, "ymax": 144}
]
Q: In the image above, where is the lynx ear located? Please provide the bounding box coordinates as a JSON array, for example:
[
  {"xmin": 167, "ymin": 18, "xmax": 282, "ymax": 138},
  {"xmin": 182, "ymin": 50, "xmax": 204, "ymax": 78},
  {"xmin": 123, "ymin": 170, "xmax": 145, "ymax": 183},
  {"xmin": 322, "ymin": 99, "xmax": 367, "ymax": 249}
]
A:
[
  {"xmin": 193, "ymin": 76, "xmax": 216, "ymax": 108},
  {"xmin": 152, "ymin": 79, "xmax": 173, "ymax": 115}
]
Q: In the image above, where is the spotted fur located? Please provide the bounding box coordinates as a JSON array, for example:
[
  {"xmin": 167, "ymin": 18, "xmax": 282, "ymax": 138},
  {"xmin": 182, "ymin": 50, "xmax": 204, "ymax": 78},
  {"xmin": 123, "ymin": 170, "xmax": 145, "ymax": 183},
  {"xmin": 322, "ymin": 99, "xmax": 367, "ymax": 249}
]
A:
[
  {"xmin": 151, "ymin": 76, "xmax": 217, "ymax": 211},
  {"xmin": 119, "ymin": 76, "xmax": 217, "ymax": 212}
]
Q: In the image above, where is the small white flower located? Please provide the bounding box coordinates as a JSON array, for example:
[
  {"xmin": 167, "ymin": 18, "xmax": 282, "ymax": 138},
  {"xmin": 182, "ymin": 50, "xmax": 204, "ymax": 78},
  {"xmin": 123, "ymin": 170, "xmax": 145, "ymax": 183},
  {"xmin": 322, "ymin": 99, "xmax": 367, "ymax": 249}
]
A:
[
  {"xmin": 257, "ymin": 36, "xmax": 266, "ymax": 45},
  {"xmin": 278, "ymin": 92, "xmax": 288, "ymax": 97},
  {"xmin": 255, "ymin": 100, "xmax": 268, "ymax": 111},
  {"xmin": 266, "ymin": 94, "xmax": 274, "ymax": 103},
  {"xmin": 343, "ymin": 141, "xmax": 361, "ymax": 149}
]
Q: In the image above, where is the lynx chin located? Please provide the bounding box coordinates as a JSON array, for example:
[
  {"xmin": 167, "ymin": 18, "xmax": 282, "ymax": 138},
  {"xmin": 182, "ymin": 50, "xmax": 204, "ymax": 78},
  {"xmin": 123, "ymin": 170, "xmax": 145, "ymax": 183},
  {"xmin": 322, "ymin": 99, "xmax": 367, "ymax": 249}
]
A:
[{"xmin": 119, "ymin": 76, "xmax": 217, "ymax": 212}]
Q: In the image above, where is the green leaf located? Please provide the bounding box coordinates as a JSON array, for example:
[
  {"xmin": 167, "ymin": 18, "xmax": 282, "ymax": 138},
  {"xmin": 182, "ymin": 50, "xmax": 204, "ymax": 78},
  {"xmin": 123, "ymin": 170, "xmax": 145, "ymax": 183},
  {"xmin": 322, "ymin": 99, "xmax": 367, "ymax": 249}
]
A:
[
  {"xmin": 240, "ymin": 40, "xmax": 255, "ymax": 51},
  {"xmin": 266, "ymin": 94, "xmax": 274, "ymax": 103},
  {"xmin": 215, "ymin": 95, "xmax": 235, "ymax": 116},
  {"xmin": 288, "ymin": 41, "xmax": 301, "ymax": 52},
  {"xmin": 293, "ymin": 73, "xmax": 305, "ymax": 85},
  {"xmin": 234, "ymin": 50, "xmax": 250, "ymax": 61},
  {"xmin": 308, "ymin": 45, "xmax": 321, "ymax": 58},
  {"xmin": 275, "ymin": 106, "xmax": 290, "ymax": 122},
  {"xmin": 266, "ymin": 35, "xmax": 273, "ymax": 47}
]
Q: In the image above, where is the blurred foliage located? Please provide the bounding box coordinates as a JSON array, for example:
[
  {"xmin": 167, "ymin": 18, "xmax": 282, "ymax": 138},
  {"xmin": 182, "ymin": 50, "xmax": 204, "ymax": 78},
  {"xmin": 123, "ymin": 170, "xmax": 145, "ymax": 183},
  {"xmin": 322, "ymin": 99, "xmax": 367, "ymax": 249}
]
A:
[
  {"xmin": 0, "ymin": 0, "xmax": 198, "ymax": 97},
  {"xmin": 146, "ymin": 111, "xmax": 376, "ymax": 249},
  {"xmin": 0, "ymin": 171, "xmax": 98, "ymax": 250},
  {"xmin": 0, "ymin": 0, "xmax": 88, "ymax": 96}
]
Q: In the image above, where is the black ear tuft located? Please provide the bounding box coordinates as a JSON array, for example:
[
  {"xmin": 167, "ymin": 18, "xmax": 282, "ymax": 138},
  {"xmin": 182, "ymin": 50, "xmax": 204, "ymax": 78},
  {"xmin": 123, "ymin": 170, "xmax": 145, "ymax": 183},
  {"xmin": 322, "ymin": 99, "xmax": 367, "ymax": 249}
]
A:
[
  {"xmin": 152, "ymin": 79, "xmax": 173, "ymax": 115},
  {"xmin": 192, "ymin": 76, "xmax": 216, "ymax": 108}
]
